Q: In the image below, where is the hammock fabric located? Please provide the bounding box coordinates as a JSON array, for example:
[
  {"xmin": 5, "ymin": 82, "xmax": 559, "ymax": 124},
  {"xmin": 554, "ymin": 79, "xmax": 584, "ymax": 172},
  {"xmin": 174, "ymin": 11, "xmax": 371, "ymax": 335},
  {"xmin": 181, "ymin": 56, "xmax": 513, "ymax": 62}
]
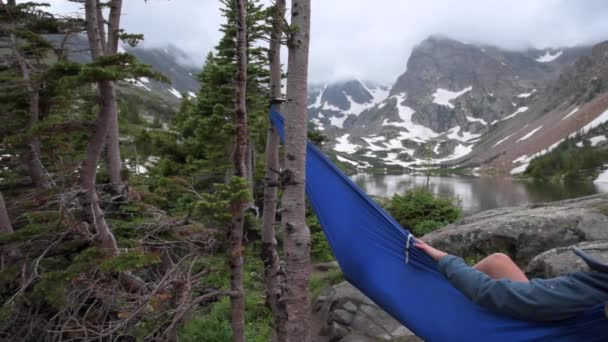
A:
[{"xmin": 270, "ymin": 109, "xmax": 608, "ymax": 341}]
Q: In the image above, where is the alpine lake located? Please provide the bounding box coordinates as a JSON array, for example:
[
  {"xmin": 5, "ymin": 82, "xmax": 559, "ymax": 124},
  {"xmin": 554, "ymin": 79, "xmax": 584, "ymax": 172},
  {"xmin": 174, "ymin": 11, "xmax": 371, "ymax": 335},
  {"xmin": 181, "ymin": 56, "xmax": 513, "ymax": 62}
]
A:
[{"xmin": 352, "ymin": 173, "xmax": 608, "ymax": 216}]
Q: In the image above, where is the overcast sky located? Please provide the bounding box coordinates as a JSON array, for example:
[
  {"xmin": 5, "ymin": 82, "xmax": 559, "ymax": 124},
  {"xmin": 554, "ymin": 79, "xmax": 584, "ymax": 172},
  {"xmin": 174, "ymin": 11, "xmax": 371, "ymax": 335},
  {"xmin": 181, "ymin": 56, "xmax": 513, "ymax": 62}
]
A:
[{"xmin": 45, "ymin": 0, "xmax": 608, "ymax": 84}]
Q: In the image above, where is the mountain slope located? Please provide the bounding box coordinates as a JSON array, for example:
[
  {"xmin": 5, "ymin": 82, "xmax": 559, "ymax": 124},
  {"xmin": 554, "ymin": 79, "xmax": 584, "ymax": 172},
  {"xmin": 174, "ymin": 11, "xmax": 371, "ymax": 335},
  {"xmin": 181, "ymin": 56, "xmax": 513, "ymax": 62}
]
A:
[
  {"xmin": 309, "ymin": 36, "xmax": 595, "ymax": 171},
  {"xmin": 45, "ymin": 34, "xmax": 199, "ymax": 104},
  {"xmin": 469, "ymin": 41, "xmax": 608, "ymax": 174}
]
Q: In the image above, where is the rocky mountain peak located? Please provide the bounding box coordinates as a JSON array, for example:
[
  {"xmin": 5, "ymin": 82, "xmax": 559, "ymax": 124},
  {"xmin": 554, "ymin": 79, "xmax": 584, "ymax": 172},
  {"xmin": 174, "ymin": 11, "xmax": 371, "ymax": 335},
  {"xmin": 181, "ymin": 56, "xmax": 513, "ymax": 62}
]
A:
[{"xmin": 308, "ymin": 36, "xmax": 598, "ymax": 172}]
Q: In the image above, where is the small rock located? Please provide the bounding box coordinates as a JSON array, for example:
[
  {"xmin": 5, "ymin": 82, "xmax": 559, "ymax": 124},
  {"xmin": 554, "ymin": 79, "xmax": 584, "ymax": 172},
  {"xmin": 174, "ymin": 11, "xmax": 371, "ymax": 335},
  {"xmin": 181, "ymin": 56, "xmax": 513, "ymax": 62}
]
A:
[
  {"xmin": 340, "ymin": 333, "xmax": 375, "ymax": 342},
  {"xmin": 331, "ymin": 309, "xmax": 354, "ymax": 325},
  {"xmin": 329, "ymin": 321, "xmax": 350, "ymax": 340},
  {"xmin": 351, "ymin": 314, "xmax": 390, "ymax": 340},
  {"xmin": 343, "ymin": 301, "xmax": 358, "ymax": 313},
  {"xmin": 526, "ymin": 240, "xmax": 608, "ymax": 278}
]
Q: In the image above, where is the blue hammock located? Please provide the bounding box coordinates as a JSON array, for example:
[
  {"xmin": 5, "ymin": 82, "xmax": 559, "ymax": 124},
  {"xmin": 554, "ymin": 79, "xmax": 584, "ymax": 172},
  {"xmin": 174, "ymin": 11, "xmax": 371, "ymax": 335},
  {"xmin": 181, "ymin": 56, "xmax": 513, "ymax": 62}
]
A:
[{"xmin": 270, "ymin": 109, "xmax": 608, "ymax": 341}]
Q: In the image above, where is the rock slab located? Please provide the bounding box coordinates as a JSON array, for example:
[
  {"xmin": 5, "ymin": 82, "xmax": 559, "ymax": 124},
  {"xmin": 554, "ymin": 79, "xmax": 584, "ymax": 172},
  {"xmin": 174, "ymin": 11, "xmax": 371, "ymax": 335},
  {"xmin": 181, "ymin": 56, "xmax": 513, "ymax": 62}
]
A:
[{"xmin": 315, "ymin": 281, "xmax": 423, "ymax": 342}]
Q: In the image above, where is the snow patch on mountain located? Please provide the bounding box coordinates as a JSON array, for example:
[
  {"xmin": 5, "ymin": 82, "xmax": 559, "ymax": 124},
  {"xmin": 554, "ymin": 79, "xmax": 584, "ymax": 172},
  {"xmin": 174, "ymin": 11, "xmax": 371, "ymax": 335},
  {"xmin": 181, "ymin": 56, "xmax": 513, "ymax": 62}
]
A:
[
  {"xmin": 322, "ymin": 102, "xmax": 342, "ymax": 112},
  {"xmin": 337, "ymin": 155, "xmax": 359, "ymax": 166},
  {"xmin": 579, "ymin": 108, "xmax": 608, "ymax": 133},
  {"xmin": 308, "ymin": 85, "xmax": 327, "ymax": 109},
  {"xmin": 383, "ymin": 94, "xmax": 438, "ymax": 141},
  {"xmin": 362, "ymin": 136, "xmax": 387, "ymax": 151},
  {"xmin": 517, "ymin": 89, "xmax": 536, "ymax": 98},
  {"xmin": 510, "ymin": 163, "xmax": 529, "ymax": 175},
  {"xmin": 168, "ymin": 87, "xmax": 182, "ymax": 98},
  {"xmin": 502, "ymin": 106, "xmax": 529, "ymax": 121},
  {"xmin": 446, "ymin": 126, "xmax": 480, "ymax": 142},
  {"xmin": 492, "ymin": 133, "xmax": 514, "ymax": 147},
  {"xmin": 127, "ymin": 78, "xmax": 152, "ymax": 92},
  {"xmin": 343, "ymin": 93, "xmax": 373, "ymax": 116},
  {"xmin": 466, "ymin": 116, "xmax": 488, "ymax": 125},
  {"xmin": 334, "ymin": 134, "xmax": 359, "ymax": 154},
  {"xmin": 562, "ymin": 107, "xmax": 580, "ymax": 121},
  {"xmin": 329, "ymin": 115, "xmax": 348, "ymax": 128},
  {"xmin": 311, "ymin": 118, "xmax": 325, "ymax": 131},
  {"xmin": 432, "ymin": 86, "xmax": 472, "ymax": 108},
  {"xmin": 517, "ymin": 125, "xmax": 543, "ymax": 142},
  {"xmin": 590, "ymin": 135, "xmax": 607, "ymax": 146},
  {"xmin": 536, "ymin": 50, "xmax": 563, "ymax": 63}
]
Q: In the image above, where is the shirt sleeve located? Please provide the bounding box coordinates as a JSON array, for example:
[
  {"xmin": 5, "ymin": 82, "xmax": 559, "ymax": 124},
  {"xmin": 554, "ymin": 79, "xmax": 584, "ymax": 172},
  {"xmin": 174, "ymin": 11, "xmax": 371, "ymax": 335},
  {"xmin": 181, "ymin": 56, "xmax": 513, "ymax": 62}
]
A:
[{"xmin": 437, "ymin": 255, "xmax": 586, "ymax": 321}]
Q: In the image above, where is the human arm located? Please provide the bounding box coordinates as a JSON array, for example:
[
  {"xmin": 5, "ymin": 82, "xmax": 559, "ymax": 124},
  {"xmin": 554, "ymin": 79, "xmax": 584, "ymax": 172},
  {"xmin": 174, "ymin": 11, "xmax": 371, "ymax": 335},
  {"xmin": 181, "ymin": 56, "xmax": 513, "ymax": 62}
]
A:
[{"xmin": 415, "ymin": 240, "xmax": 589, "ymax": 321}]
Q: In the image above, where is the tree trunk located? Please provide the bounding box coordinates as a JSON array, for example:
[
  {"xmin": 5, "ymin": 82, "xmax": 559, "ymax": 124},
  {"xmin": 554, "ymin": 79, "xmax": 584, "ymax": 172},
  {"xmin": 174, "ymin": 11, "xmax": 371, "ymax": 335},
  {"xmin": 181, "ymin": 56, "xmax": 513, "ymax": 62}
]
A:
[
  {"xmin": 6, "ymin": 3, "xmax": 52, "ymax": 190},
  {"xmin": 0, "ymin": 192, "xmax": 12, "ymax": 234},
  {"xmin": 80, "ymin": 0, "xmax": 119, "ymax": 254},
  {"xmin": 95, "ymin": 4, "xmax": 107, "ymax": 54},
  {"xmin": 262, "ymin": 0, "xmax": 287, "ymax": 340},
  {"xmin": 282, "ymin": 0, "xmax": 312, "ymax": 340},
  {"xmin": 105, "ymin": 90, "xmax": 123, "ymax": 194},
  {"xmin": 101, "ymin": 0, "xmax": 124, "ymax": 194},
  {"xmin": 106, "ymin": 0, "xmax": 123, "ymax": 54},
  {"xmin": 230, "ymin": 0, "xmax": 248, "ymax": 341}
]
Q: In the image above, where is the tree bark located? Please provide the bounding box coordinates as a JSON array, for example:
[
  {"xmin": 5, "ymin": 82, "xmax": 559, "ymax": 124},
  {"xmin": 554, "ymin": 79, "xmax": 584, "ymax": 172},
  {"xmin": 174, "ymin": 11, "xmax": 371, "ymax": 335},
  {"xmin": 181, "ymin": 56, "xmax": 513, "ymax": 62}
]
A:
[
  {"xmin": 262, "ymin": 0, "xmax": 287, "ymax": 340},
  {"xmin": 106, "ymin": 0, "xmax": 123, "ymax": 54},
  {"xmin": 6, "ymin": 2, "xmax": 52, "ymax": 190},
  {"xmin": 0, "ymin": 192, "xmax": 12, "ymax": 234},
  {"xmin": 282, "ymin": 0, "xmax": 312, "ymax": 340},
  {"xmin": 95, "ymin": 4, "xmax": 107, "ymax": 54},
  {"xmin": 100, "ymin": 0, "xmax": 124, "ymax": 194},
  {"xmin": 80, "ymin": 0, "xmax": 119, "ymax": 254},
  {"xmin": 230, "ymin": 0, "xmax": 248, "ymax": 341}
]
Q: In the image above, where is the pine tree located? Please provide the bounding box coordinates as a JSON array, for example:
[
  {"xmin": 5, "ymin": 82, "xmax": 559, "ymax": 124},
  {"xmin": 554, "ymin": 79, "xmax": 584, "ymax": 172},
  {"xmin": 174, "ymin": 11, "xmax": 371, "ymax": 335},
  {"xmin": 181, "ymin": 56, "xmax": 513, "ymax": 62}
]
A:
[
  {"xmin": 170, "ymin": 0, "xmax": 269, "ymax": 185},
  {"xmin": 1, "ymin": 0, "xmax": 57, "ymax": 190},
  {"xmin": 230, "ymin": 3, "xmax": 248, "ymax": 339}
]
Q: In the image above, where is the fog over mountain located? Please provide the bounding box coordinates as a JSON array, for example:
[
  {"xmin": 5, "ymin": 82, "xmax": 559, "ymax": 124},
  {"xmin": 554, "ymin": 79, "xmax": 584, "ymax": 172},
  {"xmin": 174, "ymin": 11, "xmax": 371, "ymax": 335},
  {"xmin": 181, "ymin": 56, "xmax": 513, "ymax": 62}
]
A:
[{"xmin": 45, "ymin": 0, "xmax": 608, "ymax": 83}]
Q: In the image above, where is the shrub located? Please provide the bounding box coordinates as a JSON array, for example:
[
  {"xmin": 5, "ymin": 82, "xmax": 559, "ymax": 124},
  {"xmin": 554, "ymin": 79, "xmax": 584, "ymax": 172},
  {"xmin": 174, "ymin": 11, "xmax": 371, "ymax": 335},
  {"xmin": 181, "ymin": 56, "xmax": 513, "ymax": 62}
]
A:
[
  {"xmin": 387, "ymin": 187, "xmax": 460, "ymax": 236},
  {"xmin": 306, "ymin": 211, "xmax": 334, "ymax": 262}
]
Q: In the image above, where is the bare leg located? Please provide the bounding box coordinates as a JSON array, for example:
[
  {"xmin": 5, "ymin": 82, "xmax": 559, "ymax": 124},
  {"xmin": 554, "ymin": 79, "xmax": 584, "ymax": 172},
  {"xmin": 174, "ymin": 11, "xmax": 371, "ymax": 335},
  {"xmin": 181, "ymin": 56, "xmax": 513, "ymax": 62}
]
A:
[{"xmin": 474, "ymin": 253, "xmax": 529, "ymax": 282}]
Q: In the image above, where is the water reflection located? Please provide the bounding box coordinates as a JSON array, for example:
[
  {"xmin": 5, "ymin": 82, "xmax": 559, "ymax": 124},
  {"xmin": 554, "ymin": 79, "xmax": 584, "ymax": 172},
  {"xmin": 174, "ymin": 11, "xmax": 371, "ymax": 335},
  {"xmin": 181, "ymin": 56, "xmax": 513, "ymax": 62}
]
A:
[{"xmin": 351, "ymin": 173, "xmax": 608, "ymax": 215}]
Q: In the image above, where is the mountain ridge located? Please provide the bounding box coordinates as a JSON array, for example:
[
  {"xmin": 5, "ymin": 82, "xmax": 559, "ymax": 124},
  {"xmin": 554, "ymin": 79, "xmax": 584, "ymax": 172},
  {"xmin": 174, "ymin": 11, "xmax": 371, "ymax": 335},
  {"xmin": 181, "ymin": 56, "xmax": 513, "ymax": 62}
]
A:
[{"xmin": 307, "ymin": 36, "xmax": 606, "ymax": 173}]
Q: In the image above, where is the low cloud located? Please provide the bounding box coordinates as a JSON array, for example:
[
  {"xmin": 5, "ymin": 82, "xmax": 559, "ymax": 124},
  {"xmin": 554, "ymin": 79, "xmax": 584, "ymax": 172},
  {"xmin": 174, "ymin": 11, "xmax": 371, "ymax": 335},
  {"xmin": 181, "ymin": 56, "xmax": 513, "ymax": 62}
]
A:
[{"xmin": 45, "ymin": 0, "xmax": 608, "ymax": 84}]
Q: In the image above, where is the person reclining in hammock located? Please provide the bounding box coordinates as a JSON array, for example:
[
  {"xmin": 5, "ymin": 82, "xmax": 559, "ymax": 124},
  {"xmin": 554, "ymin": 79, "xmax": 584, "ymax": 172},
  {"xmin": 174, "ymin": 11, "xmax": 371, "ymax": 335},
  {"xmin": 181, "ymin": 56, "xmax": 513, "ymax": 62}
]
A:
[{"xmin": 414, "ymin": 239, "xmax": 608, "ymax": 321}]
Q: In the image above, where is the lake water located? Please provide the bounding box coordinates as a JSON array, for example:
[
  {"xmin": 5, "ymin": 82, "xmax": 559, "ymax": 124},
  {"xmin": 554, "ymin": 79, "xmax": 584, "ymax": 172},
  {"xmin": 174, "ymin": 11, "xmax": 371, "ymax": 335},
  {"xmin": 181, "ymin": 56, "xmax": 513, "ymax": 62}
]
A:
[{"xmin": 352, "ymin": 173, "xmax": 608, "ymax": 216}]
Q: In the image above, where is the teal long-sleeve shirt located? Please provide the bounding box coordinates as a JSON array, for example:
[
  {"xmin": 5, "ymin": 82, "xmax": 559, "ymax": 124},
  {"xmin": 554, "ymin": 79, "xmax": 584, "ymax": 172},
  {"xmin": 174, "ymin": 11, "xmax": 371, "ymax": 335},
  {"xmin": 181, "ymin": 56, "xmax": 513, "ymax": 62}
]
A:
[{"xmin": 437, "ymin": 255, "xmax": 608, "ymax": 321}]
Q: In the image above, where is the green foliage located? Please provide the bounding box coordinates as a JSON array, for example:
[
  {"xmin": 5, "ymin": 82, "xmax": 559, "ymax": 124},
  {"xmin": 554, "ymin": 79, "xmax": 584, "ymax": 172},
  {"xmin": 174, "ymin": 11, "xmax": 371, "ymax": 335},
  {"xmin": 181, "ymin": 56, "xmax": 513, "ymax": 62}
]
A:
[
  {"xmin": 387, "ymin": 188, "xmax": 461, "ymax": 236},
  {"xmin": 310, "ymin": 269, "xmax": 344, "ymax": 299},
  {"xmin": 525, "ymin": 129, "xmax": 608, "ymax": 181},
  {"xmin": 164, "ymin": 0, "xmax": 270, "ymax": 185},
  {"xmin": 307, "ymin": 213, "xmax": 334, "ymax": 262},
  {"xmin": 180, "ymin": 295, "xmax": 272, "ymax": 342},
  {"xmin": 32, "ymin": 247, "xmax": 104, "ymax": 309},
  {"xmin": 180, "ymin": 246, "xmax": 273, "ymax": 341},
  {"xmin": 308, "ymin": 124, "xmax": 328, "ymax": 147},
  {"xmin": 99, "ymin": 250, "xmax": 161, "ymax": 273},
  {"xmin": 194, "ymin": 177, "xmax": 252, "ymax": 227}
]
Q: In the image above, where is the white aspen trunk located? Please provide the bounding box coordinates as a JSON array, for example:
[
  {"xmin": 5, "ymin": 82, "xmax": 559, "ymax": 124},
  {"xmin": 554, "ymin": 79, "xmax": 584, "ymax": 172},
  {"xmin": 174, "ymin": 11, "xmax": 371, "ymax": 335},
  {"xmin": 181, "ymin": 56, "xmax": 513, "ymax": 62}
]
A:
[
  {"xmin": 230, "ymin": 0, "xmax": 248, "ymax": 340},
  {"xmin": 282, "ymin": 0, "xmax": 312, "ymax": 340},
  {"xmin": 262, "ymin": 0, "xmax": 287, "ymax": 340},
  {"xmin": 80, "ymin": 0, "xmax": 119, "ymax": 254},
  {"xmin": 0, "ymin": 192, "xmax": 12, "ymax": 234}
]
